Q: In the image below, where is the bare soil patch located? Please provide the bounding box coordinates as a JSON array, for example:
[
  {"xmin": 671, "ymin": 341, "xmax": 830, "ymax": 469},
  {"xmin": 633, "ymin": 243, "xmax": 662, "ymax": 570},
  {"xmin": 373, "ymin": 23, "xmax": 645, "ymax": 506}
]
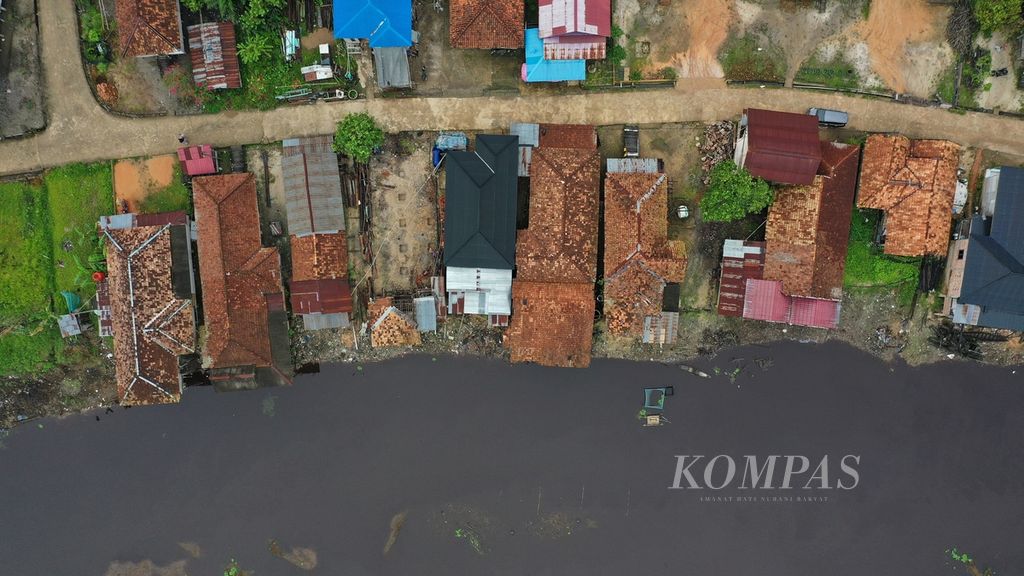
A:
[
  {"xmin": 851, "ymin": 0, "xmax": 952, "ymax": 94},
  {"xmin": 368, "ymin": 132, "xmax": 438, "ymax": 295},
  {"xmin": 103, "ymin": 57, "xmax": 169, "ymax": 115},
  {"xmin": 113, "ymin": 155, "xmax": 176, "ymax": 212},
  {"xmin": 615, "ymin": 0, "xmax": 734, "ymax": 79}
]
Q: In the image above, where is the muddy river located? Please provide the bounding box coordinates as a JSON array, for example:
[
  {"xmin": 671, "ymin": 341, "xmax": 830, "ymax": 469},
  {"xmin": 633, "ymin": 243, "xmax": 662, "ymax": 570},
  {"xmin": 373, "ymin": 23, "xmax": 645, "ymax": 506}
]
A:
[{"xmin": 1, "ymin": 342, "xmax": 1022, "ymax": 575}]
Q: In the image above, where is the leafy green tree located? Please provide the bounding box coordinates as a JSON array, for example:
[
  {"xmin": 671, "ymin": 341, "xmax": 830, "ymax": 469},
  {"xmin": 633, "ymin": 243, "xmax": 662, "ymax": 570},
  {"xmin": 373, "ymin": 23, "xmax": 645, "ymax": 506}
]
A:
[
  {"xmin": 237, "ymin": 32, "xmax": 276, "ymax": 66},
  {"xmin": 333, "ymin": 113, "xmax": 385, "ymax": 163},
  {"xmin": 699, "ymin": 161, "xmax": 773, "ymax": 222},
  {"xmin": 973, "ymin": 0, "xmax": 1023, "ymax": 33}
]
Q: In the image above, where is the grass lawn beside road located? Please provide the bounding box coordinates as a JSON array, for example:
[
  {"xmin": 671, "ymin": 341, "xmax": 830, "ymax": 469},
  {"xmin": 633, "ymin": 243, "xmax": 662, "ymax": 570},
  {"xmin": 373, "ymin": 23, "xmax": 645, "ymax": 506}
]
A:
[{"xmin": 0, "ymin": 163, "xmax": 113, "ymax": 376}]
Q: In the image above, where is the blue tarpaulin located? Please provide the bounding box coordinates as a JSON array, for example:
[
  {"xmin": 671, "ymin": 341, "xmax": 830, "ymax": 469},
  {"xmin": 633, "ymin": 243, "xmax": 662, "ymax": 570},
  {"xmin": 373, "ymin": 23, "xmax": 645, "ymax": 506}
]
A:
[
  {"xmin": 521, "ymin": 28, "xmax": 585, "ymax": 83},
  {"xmin": 333, "ymin": 0, "xmax": 413, "ymax": 47}
]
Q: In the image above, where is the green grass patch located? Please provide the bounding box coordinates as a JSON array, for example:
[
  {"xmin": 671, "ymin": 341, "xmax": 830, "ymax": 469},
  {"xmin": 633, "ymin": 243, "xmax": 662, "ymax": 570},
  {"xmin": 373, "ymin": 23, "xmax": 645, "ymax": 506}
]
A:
[
  {"xmin": 139, "ymin": 164, "xmax": 191, "ymax": 214},
  {"xmin": 844, "ymin": 209, "xmax": 921, "ymax": 288},
  {"xmin": 45, "ymin": 163, "xmax": 114, "ymax": 302},
  {"xmin": 0, "ymin": 163, "xmax": 113, "ymax": 376},
  {"xmin": 0, "ymin": 180, "xmax": 60, "ymax": 375},
  {"xmin": 719, "ymin": 33, "xmax": 786, "ymax": 83},
  {"xmin": 795, "ymin": 52, "xmax": 861, "ymax": 89}
]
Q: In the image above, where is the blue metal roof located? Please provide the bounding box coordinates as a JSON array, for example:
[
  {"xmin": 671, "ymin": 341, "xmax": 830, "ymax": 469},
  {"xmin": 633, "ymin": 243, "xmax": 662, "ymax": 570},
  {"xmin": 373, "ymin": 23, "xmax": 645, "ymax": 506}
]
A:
[
  {"xmin": 522, "ymin": 28, "xmax": 585, "ymax": 83},
  {"xmin": 333, "ymin": 0, "xmax": 413, "ymax": 47}
]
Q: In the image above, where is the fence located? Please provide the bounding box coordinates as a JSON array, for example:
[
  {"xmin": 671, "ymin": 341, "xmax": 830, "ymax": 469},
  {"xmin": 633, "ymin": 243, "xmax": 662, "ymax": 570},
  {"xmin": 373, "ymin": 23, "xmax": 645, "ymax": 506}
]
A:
[{"xmin": 725, "ymin": 79, "xmax": 1024, "ymax": 120}]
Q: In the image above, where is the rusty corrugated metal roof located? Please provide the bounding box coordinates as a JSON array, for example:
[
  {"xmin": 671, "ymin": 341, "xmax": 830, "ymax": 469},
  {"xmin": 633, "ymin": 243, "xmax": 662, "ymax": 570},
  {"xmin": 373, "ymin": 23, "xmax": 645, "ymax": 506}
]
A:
[
  {"xmin": 742, "ymin": 108, "xmax": 822, "ymax": 185},
  {"xmin": 187, "ymin": 22, "xmax": 241, "ymax": 90}
]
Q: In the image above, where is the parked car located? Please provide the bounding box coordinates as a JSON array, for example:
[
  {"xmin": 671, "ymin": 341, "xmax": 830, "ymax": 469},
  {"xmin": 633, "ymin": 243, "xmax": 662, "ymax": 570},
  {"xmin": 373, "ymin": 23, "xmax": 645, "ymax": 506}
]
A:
[
  {"xmin": 623, "ymin": 125, "xmax": 639, "ymax": 157},
  {"xmin": 808, "ymin": 108, "xmax": 849, "ymax": 128}
]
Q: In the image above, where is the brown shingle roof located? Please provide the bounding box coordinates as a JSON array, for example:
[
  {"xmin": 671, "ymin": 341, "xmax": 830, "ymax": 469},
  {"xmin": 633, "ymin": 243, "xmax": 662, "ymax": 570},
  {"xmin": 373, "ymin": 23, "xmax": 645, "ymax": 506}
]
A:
[
  {"xmin": 104, "ymin": 223, "xmax": 195, "ymax": 405},
  {"xmin": 516, "ymin": 147, "xmax": 601, "ymax": 283},
  {"xmin": 764, "ymin": 142, "xmax": 860, "ymax": 299},
  {"xmin": 506, "ymin": 281, "xmax": 595, "ymax": 367},
  {"xmin": 603, "ymin": 172, "xmax": 686, "ymax": 336},
  {"xmin": 368, "ymin": 297, "xmax": 421, "ymax": 347},
  {"xmin": 450, "ymin": 0, "xmax": 525, "ymax": 49},
  {"xmin": 538, "ymin": 124, "xmax": 599, "ymax": 150},
  {"xmin": 193, "ymin": 173, "xmax": 285, "ymax": 371},
  {"xmin": 116, "ymin": 0, "xmax": 184, "ymax": 58},
  {"xmin": 857, "ymin": 134, "xmax": 960, "ymax": 256},
  {"xmin": 290, "ymin": 232, "xmax": 349, "ymax": 281}
]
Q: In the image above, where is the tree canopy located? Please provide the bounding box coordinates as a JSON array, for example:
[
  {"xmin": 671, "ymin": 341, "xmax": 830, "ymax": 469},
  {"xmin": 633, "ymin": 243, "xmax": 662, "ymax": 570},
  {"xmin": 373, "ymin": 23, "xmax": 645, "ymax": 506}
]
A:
[
  {"xmin": 333, "ymin": 113, "xmax": 385, "ymax": 164},
  {"xmin": 699, "ymin": 161, "xmax": 773, "ymax": 222},
  {"xmin": 973, "ymin": 0, "xmax": 1023, "ymax": 33}
]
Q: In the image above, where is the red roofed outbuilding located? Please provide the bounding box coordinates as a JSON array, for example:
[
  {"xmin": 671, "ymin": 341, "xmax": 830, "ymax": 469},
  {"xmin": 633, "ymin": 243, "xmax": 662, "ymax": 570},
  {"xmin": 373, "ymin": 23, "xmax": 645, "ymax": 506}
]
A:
[{"xmin": 735, "ymin": 108, "xmax": 822, "ymax": 185}]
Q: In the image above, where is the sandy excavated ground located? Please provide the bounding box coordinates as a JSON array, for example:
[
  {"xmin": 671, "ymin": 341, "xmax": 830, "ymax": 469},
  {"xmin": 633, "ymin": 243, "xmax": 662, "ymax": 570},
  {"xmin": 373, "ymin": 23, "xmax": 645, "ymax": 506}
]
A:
[
  {"xmin": 113, "ymin": 155, "xmax": 176, "ymax": 212},
  {"xmin": 616, "ymin": 0, "xmax": 953, "ymax": 97},
  {"xmin": 850, "ymin": 0, "xmax": 952, "ymax": 95}
]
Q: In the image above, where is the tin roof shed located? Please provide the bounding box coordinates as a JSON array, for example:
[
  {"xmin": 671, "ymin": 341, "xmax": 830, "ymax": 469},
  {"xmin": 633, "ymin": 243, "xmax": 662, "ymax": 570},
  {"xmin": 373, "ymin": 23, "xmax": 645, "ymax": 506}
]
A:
[
  {"xmin": 737, "ymin": 108, "xmax": 822, "ymax": 185},
  {"xmin": 521, "ymin": 28, "xmax": 586, "ymax": 83},
  {"xmin": 187, "ymin": 22, "xmax": 241, "ymax": 89},
  {"xmin": 282, "ymin": 136, "xmax": 345, "ymax": 237}
]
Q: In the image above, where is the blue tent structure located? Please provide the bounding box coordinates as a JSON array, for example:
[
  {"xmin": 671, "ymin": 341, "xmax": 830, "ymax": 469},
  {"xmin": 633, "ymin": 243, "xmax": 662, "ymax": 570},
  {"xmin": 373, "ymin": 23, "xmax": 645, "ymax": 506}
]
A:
[
  {"xmin": 521, "ymin": 28, "xmax": 585, "ymax": 83},
  {"xmin": 333, "ymin": 0, "xmax": 413, "ymax": 47}
]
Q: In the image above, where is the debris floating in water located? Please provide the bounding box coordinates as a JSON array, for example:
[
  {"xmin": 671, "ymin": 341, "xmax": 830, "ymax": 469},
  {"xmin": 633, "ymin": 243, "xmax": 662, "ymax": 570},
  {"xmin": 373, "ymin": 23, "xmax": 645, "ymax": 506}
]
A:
[{"xmin": 678, "ymin": 364, "xmax": 710, "ymax": 378}]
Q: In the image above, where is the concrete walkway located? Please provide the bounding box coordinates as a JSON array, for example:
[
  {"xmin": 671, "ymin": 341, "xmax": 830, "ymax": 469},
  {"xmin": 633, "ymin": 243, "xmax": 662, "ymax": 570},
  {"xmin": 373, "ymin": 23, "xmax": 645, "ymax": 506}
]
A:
[{"xmin": 1, "ymin": 0, "xmax": 1022, "ymax": 176}]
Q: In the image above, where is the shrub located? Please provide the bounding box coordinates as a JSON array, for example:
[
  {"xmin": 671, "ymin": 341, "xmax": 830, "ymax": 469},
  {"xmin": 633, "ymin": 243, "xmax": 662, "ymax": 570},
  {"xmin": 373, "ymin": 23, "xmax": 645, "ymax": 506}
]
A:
[{"xmin": 973, "ymin": 0, "xmax": 1023, "ymax": 34}]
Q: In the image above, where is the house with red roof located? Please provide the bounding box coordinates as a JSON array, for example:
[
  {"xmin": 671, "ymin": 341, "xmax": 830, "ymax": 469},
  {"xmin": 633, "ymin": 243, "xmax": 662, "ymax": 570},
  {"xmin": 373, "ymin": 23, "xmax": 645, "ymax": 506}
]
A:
[
  {"xmin": 177, "ymin": 145, "xmax": 218, "ymax": 177},
  {"xmin": 193, "ymin": 173, "xmax": 292, "ymax": 389},
  {"xmin": 115, "ymin": 0, "xmax": 185, "ymax": 58},
  {"xmin": 734, "ymin": 108, "xmax": 822, "ymax": 185},
  {"xmin": 450, "ymin": 0, "xmax": 524, "ymax": 49}
]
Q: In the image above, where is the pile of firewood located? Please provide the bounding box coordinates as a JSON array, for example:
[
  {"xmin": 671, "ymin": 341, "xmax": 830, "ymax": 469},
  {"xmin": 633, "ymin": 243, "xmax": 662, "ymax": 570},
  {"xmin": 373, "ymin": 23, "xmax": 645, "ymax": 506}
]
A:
[{"xmin": 699, "ymin": 121, "xmax": 735, "ymax": 185}]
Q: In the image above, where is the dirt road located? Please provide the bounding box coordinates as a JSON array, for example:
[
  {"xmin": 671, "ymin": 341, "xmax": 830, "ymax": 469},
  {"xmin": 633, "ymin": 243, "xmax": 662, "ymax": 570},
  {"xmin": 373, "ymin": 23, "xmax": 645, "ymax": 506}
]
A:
[{"xmin": 0, "ymin": 0, "xmax": 1022, "ymax": 177}]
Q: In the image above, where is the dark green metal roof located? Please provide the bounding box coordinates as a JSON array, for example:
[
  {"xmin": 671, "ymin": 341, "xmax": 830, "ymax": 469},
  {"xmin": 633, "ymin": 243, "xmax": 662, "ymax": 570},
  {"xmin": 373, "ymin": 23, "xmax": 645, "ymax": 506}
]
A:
[{"xmin": 444, "ymin": 134, "xmax": 519, "ymax": 270}]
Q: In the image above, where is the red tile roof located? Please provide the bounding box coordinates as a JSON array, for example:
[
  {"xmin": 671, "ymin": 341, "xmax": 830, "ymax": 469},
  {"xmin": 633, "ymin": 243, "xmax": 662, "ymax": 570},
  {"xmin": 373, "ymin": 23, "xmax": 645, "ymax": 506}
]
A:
[
  {"xmin": 507, "ymin": 140, "xmax": 600, "ymax": 367},
  {"xmin": 857, "ymin": 134, "xmax": 960, "ymax": 256},
  {"xmin": 603, "ymin": 172, "xmax": 686, "ymax": 336},
  {"xmin": 764, "ymin": 142, "xmax": 859, "ymax": 299},
  {"xmin": 742, "ymin": 279, "xmax": 840, "ymax": 329},
  {"xmin": 516, "ymin": 147, "xmax": 601, "ymax": 283},
  {"xmin": 290, "ymin": 232, "xmax": 349, "ymax": 281},
  {"xmin": 289, "ymin": 279, "xmax": 353, "ymax": 315},
  {"xmin": 506, "ymin": 281, "xmax": 595, "ymax": 367},
  {"xmin": 104, "ymin": 221, "xmax": 195, "ymax": 405},
  {"xmin": 187, "ymin": 22, "xmax": 241, "ymax": 89},
  {"xmin": 741, "ymin": 108, "xmax": 822, "ymax": 185},
  {"xmin": 192, "ymin": 173, "xmax": 285, "ymax": 371},
  {"xmin": 177, "ymin": 145, "xmax": 217, "ymax": 177},
  {"xmin": 538, "ymin": 124, "xmax": 599, "ymax": 150},
  {"xmin": 115, "ymin": 0, "xmax": 184, "ymax": 58},
  {"xmin": 450, "ymin": 0, "xmax": 525, "ymax": 49}
]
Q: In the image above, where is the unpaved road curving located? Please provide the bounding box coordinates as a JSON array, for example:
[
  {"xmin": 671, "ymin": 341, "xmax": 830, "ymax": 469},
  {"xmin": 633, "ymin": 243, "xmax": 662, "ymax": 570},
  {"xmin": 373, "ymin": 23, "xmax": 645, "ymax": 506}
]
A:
[{"xmin": 0, "ymin": 0, "xmax": 1022, "ymax": 177}]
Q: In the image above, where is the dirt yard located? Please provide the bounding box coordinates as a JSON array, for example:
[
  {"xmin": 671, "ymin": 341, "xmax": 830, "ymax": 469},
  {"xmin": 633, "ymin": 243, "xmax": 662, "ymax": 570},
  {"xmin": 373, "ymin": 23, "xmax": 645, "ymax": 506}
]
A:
[
  {"xmin": 399, "ymin": 0, "xmax": 521, "ymax": 97},
  {"xmin": 615, "ymin": 0, "xmax": 735, "ymax": 78},
  {"xmin": 0, "ymin": 0, "xmax": 46, "ymax": 138},
  {"xmin": 368, "ymin": 132, "xmax": 438, "ymax": 295},
  {"xmin": 975, "ymin": 31, "xmax": 1024, "ymax": 112},
  {"xmin": 849, "ymin": 0, "xmax": 952, "ymax": 95},
  {"xmin": 113, "ymin": 155, "xmax": 177, "ymax": 212},
  {"xmin": 618, "ymin": 0, "xmax": 955, "ymax": 96}
]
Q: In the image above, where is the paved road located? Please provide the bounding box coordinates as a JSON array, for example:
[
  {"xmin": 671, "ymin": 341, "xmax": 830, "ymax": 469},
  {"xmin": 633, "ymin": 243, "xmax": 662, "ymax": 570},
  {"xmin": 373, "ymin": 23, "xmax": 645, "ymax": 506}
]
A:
[
  {"xmin": 1, "ymin": 0, "xmax": 1023, "ymax": 176},
  {"xmin": 1, "ymin": 343, "xmax": 1022, "ymax": 575}
]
